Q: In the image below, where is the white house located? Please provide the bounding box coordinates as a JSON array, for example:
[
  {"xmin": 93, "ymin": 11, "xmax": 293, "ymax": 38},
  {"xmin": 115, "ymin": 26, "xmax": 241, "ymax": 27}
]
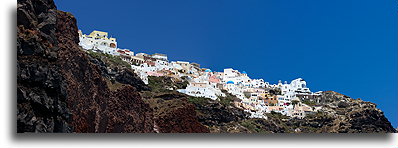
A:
[
  {"xmin": 177, "ymin": 81, "xmax": 225, "ymax": 100},
  {"xmin": 152, "ymin": 53, "xmax": 168, "ymax": 61}
]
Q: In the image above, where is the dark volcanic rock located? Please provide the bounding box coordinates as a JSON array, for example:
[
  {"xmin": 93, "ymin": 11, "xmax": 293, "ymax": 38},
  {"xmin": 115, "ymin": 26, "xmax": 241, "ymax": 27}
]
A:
[
  {"xmin": 184, "ymin": 94, "xmax": 250, "ymax": 133},
  {"xmin": 114, "ymin": 68, "xmax": 150, "ymax": 91},
  {"xmin": 321, "ymin": 91, "xmax": 396, "ymax": 133},
  {"xmin": 142, "ymin": 76, "xmax": 210, "ymax": 133},
  {"xmin": 106, "ymin": 86, "xmax": 154, "ymax": 133},
  {"xmin": 147, "ymin": 76, "xmax": 189, "ymax": 92},
  {"xmin": 155, "ymin": 102, "xmax": 209, "ymax": 133},
  {"xmin": 87, "ymin": 53, "xmax": 150, "ymax": 92},
  {"xmin": 347, "ymin": 109, "xmax": 396, "ymax": 133},
  {"xmin": 17, "ymin": 0, "xmax": 70, "ymax": 133},
  {"xmin": 337, "ymin": 101, "xmax": 349, "ymax": 108},
  {"xmin": 145, "ymin": 93, "xmax": 209, "ymax": 133},
  {"xmin": 243, "ymin": 118, "xmax": 286, "ymax": 133},
  {"xmin": 195, "ymin": 100, "xmax": 247, "ymax": 126},
  {"xmin": 278, "ymin": 91, "xmax": 397, "ymax": 133},
  {"xmin": 17, "ymin": 0, "xmax": 154, "ymax": 133}
]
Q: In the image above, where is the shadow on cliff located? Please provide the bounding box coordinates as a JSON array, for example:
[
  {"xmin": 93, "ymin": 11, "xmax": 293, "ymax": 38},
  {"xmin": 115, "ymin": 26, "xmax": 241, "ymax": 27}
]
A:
[{"xmin": 11, "ymin": 9, "xmax": 18, "ymax": 138}]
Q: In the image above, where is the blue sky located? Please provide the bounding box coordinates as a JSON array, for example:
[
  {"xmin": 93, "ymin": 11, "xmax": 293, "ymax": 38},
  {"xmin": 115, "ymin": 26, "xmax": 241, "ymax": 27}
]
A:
[{"xmin": 55, "ymin": 0, "xmax": 397, "ymax": 128}]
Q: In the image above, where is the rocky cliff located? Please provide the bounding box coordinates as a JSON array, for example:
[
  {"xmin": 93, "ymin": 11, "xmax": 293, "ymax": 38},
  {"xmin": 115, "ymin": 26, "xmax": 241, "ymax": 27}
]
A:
[
  {"xmin": 17, "ymin": 0, "xmax": 153, "ymax": 133},
  {"xmin": 142, "ymin": 77, "xmax": 209, "ymax": 133},
  {"xmin": 214, "ymin": 91, "xmax": 397, "ymax": 133}
]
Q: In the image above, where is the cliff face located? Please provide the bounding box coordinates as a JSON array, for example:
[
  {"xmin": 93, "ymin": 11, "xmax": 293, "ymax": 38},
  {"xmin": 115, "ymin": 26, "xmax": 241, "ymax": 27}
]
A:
[
  {"xmin": 236, "ymin": 91, "xmax": 397, "ymax": 133},
  {"xmin": 143, "ymin": 78, "xmax": 210, "ymax": 133},
  {"xmin": 150, "ymin": 98, "xmax": 210, "ymax": 133},
  {"xmin": 17, "ymin": 0, "xmax": 71, "ymax": 132},
  {"xmin": 314, "ymin": 91, "xmax": 396, "ymax": 133},
  {"xmin": 17, "ymin": 0, "xmax": 154, "ymax": 133}
]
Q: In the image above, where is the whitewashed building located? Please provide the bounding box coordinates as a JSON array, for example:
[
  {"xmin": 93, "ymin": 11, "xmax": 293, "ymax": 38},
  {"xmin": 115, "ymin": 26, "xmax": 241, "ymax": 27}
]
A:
[{"xmin": 78, "ymin": 30, "xmax": 119, "ymax": 55}]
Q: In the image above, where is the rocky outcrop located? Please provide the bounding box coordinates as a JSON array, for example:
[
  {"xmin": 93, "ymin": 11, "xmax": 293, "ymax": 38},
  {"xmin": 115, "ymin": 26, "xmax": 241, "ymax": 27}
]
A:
[
  {"xmin": 106, "ymin": 86, "xmax": 153, "ymax": 133},
  {"xmin": 87, "ymin": 52, "xmax": 150, "ymax": 92},
  {"xmin": 261, "ymin": 91, "xmax": 397, "ymax": 133},
  {"xmin": 17, "ymin": 0, "xmax": 71, "ymax": 133},
  {"xmin": 154, "ymin": 100, "xmax": 209, "ymax": 133},
  {"xmin": 185, "ymin": 92, "xmax": 251, "ymax": 133},
  {"xmin": 185, "ymin": 90, "xmax": 396, "ymax": 133},
  {"xmin": 17, "ymin": 0, "xmax": 153, "ymax": 133},
  {"xmin": 316, "ymin": 91, "xmax": 396, "ymax": 133},
  {"xmin": 147, "ymin": 76, "xmax": 189, "ymax": 92},
  {"xmin": 141, "ymin": 76, "xmax": 209, "ymax": 132},
  {"xmin": 194, "ymin": 99, "xmax": 247, "ymax": 126},
  {"xmin": 145, "ymin": 91, "xmax": 209, "ymax": 133}
]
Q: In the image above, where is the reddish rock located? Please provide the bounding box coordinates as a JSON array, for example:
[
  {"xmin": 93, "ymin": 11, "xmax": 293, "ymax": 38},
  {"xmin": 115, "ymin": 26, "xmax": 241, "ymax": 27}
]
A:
[
  {"xmin": 156, "ymin": 103, "xmax": 209, "ymax": 133},
  {"xmin": 106, "ymin": 86, "xmax": 154, "ymax": 133},
  {"xmin": 17, "ymin": 0, "xmax": 154, "ymax": 133}
]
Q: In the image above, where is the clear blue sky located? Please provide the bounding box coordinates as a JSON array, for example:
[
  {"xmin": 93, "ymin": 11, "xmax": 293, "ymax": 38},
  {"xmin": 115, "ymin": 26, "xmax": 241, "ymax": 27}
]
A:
[{"xmin": 55, "ymin": 0, "xmax": 397, "ymax": 128}]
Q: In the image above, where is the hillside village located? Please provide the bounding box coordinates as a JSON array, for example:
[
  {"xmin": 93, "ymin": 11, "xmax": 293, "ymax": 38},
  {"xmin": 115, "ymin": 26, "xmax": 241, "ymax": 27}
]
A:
[{"xmin": 79, "ymin": 30, "xmax": 325, "ymax": 120}]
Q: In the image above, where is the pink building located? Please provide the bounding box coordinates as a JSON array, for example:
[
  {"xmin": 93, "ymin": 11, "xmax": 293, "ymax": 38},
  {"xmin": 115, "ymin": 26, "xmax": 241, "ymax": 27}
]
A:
[
  {"xmin": 208, "ymin": 75, "xmax": 220, "ymax": 83},
  {"xmin": 147, "ymin": 71, "xmax": 164, "ymax": 77}
]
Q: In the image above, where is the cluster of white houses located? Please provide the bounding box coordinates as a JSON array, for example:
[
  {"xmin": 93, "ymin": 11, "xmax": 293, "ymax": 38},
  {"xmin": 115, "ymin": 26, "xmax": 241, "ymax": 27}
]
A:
[{"xmin": 78, "ymin": 30, "xmax": 324, "ymax": 119}]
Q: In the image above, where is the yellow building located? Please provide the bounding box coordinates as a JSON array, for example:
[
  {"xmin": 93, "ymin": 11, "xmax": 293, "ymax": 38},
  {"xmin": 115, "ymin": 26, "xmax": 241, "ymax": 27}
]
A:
[
  {"xmin": 88, "ymin": 30, "xmax": 108, "ymax": 39},
  {"xmin": 79, "ymin": 30, "xmax": 118, "ymax": 50},
  {"xmin": 87, "ymin": 30, "xmax": 116, "ymax": 43}
]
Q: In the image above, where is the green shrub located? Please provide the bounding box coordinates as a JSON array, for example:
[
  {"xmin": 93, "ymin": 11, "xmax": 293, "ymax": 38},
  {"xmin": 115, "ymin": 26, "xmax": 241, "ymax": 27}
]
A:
[
  {"xmin": 243, "ymin": 92, "xmax": 251, "ymax": 98},
  {"xmin": 302, "ymin": 100, "xmax": 316, "ymax": 106},
  {"xmin": 240, "ymin": 119, "xmax": 269, "ymax": 133},
  {"xmin": 87, "ymin": 50, "xmax": 131, "ymax": 68},
  {"xmin": 266, "ymin": 112, "xmax": 289, "ymax": 120},
  {"xmin": 187, "ymin": 96, "xmax": 209, "ymax": 106},
  {"xmin": 291, "ymin": 100, "xmax": 300, "ymax": 106},
  {"xmin": 219, "ymin": 96, "xmax": 234, "ymax": 106}
]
